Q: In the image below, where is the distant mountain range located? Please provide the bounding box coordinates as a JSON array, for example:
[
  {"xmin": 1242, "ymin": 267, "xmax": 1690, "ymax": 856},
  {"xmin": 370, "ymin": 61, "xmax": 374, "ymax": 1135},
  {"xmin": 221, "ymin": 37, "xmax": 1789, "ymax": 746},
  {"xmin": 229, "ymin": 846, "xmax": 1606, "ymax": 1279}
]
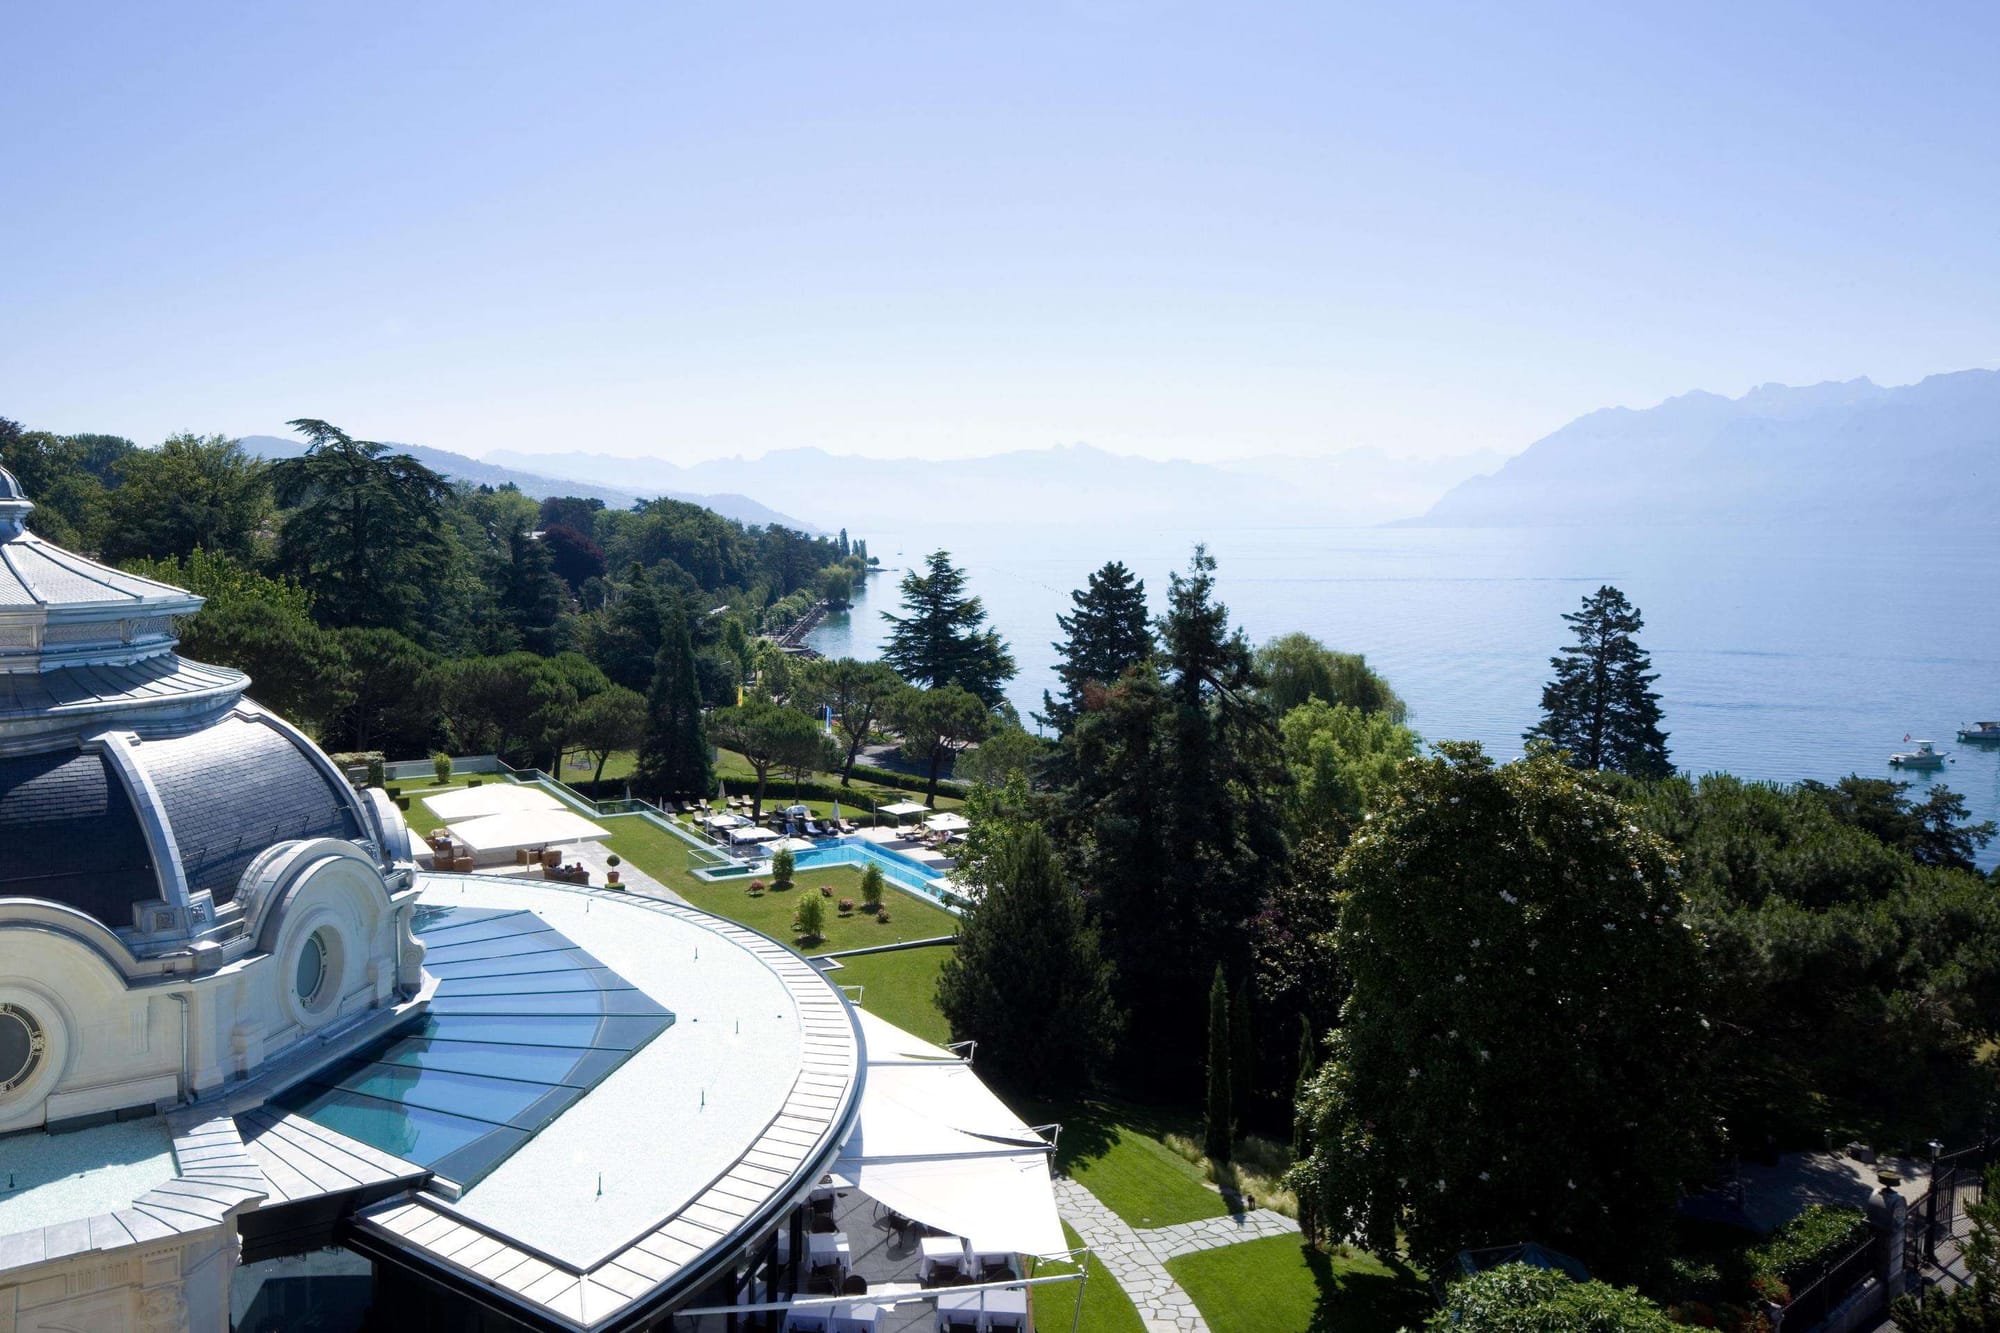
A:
[
  {"xmin": 1409, "ymin": 369, "xmax": 2000, "ymax": 526},
  {"xmin": 481, "ymin": 443, "xmax": 1506, "ymax": 532},
  {"xmin": 237, "ymin": 436, "xmax": 813, "ymax": 531}
]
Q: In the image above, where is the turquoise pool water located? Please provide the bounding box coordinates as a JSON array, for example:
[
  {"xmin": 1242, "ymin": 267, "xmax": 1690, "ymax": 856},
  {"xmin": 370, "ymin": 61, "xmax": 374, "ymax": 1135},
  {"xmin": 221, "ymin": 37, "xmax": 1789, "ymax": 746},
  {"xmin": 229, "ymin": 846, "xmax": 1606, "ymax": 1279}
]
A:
[{"xmin": 789, "ymin": 838, "xmax": 958, "ymax": 908}]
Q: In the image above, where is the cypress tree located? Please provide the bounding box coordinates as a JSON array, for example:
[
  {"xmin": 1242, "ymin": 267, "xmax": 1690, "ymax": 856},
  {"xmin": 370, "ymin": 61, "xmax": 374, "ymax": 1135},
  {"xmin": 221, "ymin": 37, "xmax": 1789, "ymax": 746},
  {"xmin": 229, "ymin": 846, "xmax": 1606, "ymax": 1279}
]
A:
[
  {"xmin": 1204, "ymin": 966, "xmax": 1233, "ymax": 1163},
  {"xmin": 634, "ymin": 602, "xmax": 712, "ymax": 799},
  {"xmin": 1230, "ymin": 978, "xmax": 1255, "ymax": 1131},
  {"xmin": 1292, "ymin": 1015, "xmax": 1318, "ymax": 1160},
  {"xmin": 1525, "ymin": 584, "xmax": 1672, "ymax": 778}
]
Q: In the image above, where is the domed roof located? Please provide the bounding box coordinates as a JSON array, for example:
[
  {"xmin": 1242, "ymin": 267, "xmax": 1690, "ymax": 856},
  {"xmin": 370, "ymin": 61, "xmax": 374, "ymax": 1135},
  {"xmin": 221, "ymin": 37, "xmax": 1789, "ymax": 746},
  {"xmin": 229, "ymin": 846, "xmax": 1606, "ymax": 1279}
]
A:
[{"xmin": 0, "ymin": 469, "xmax": 393, "ymax": 949}]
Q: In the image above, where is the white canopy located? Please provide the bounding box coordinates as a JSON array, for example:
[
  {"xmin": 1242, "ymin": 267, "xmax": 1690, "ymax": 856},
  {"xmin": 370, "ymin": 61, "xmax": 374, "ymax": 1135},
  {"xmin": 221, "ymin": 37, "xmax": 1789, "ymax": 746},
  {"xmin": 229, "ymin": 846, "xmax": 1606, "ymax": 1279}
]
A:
[
  {"xmin": 448, "ymin": 808, "xmax": 609, "ymax": 854},
  {"xmin": 834, "ymin": 1010, "xmax": 1064, "ymax": 1257},
  {"xmin": 923, "ymin": 812, "xmax": 971, "ymax": 833},
  {"xmin": 878, "ymin": 801, "xmax": 929, "ymax": 818},
  {"xmin": 701, "ymin": 812, "xmax": 747, "ymax": 829},
  {"xmin": 730, "ymin": 826, "xmax": 780, "ymax": 845},
  {"xmin": 422, "ymin": 783, "xmax": 562, "ymax": 820},
  {"xmin": 771, "ymin": 836, "xmax": 817, "ymax": 852}
]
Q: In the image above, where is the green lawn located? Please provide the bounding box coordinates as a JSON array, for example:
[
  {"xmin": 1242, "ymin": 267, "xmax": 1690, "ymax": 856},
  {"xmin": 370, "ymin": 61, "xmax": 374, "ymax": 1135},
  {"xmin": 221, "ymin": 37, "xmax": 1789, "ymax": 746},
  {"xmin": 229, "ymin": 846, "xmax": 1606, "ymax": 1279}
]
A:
[
  {"xmin": 1167, "ymin": 1236, "xmax": 1429, "ymax": 1333},
  {"xmin": 601, "ymin": 817, "xmax": 959, "ymax": 952},
  {"xmin": 1059, "ymin": 1116, "xmax": 1229, "ymax": 1229},
  {"xmin": 1030, "ymin": 1221, "xmax": 1147, "ymax": 1333},
  {"xmin": 822, "ymin": 944, "xmax": 954, "ymax": 1046}
]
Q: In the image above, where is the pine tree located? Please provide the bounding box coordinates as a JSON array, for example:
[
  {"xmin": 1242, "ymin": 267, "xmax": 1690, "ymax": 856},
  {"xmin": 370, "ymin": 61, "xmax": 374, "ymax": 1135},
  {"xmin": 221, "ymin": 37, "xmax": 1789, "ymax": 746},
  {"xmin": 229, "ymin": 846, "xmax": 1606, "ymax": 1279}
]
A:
[
  {"xmin": 1039, "ymin": 561, "xmax": 1153, "ymax": 735},
  {"xmin": 1204, "ymin": 966, "xmax": 1233, "ymax": 1163},
  {"xmin": 880, "ymin": 550, "xmax": 1016, "ymax": 706},
  {"xmin": 1525, "ymin": 584, "xmax": 1671, "ymax": 778},
  {"xmin": 634, "ymin": 602, "xmax": 712, "ymax": 799},
  {"xmin": 500, "ymin": 521, "xmax": 565, "ymax": 655}
]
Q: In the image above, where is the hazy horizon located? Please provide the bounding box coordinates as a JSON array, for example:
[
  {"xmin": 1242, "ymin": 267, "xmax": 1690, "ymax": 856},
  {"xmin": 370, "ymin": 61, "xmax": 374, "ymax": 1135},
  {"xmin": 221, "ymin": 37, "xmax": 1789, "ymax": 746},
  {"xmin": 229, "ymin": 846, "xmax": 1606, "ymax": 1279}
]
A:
[{"xmin": 8, "ymin": 2, "xmax": 2000, "ymax": 468}]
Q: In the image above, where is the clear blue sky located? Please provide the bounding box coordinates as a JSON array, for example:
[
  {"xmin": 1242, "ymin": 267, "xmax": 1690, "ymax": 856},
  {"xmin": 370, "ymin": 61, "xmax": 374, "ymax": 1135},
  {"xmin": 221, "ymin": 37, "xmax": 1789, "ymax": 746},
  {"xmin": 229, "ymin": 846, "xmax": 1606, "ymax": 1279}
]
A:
[{"xmin": 4, "ymin": 1, "xmax": 1997, "ymax": 463}]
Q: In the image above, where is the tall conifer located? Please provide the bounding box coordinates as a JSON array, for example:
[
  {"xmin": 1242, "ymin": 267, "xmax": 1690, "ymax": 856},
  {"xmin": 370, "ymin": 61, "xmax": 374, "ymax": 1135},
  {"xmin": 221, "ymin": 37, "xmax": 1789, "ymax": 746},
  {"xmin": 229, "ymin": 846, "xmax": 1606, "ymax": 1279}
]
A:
[
  {"xmin": 1204, "ymin": 966, "xmax": 1233, "ymax": 1163},
  {"xmin": 1525, "ymin": 584, "xmax": 1671, "ymax": 778},
  {"xmin": 1040, "ymin": 560, "xmax": 1153, "ymax": 735},
  {"xmin": 634, "ymin": 601, "xmax": 712, "ymax": 799}
]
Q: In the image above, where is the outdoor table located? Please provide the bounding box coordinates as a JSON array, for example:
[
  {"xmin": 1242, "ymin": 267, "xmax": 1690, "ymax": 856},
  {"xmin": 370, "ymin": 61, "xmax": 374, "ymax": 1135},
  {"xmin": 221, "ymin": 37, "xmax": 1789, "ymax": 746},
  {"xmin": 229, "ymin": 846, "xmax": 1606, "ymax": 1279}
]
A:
[
  {"xmin": 828, "ymin": 1301, "xmax": 881, "ymax": 1332},
  {"xmin": 810, "ymin": 1170, "xmax": 853, "ymax": 1206},
  {"xmin": 808, "ymin": 1231, "xmax": 851, "ymax": 1273},
  {"xmin": 937, "ymin": 1288, "xmax": 1028, "ymax": 1329},
  {"xmin": 918, "ymin": 1235, "xmax": 968, "ymax": 1281}
]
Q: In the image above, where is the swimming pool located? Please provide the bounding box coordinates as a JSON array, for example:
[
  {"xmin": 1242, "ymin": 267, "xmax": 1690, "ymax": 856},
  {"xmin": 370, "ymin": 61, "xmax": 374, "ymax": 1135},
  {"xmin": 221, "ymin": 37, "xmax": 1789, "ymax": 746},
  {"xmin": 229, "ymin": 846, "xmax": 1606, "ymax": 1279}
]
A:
[{"xmin": 788, "ymin": 838, "xmax": 959, "ymax": 909}]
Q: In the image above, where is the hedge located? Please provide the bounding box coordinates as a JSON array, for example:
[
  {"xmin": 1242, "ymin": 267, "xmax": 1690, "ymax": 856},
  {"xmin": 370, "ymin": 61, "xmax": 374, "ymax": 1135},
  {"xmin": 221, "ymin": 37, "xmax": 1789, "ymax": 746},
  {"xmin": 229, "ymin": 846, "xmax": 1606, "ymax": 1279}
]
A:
[{"xmin": 1749, "ymin": 1205, "xmax": 1868, "ymax": 1287}]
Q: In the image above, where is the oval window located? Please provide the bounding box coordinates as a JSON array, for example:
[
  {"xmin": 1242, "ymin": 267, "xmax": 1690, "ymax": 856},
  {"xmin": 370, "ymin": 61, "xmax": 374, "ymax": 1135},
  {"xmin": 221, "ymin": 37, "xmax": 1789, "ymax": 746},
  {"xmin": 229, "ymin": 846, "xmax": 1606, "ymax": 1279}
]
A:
[
  {"xmin": 295, "ymin": 931, "xmax": 329, "ymax": 1008},
  {"xmin": 0, "ymin": 1004, "xmax": 46, "ymax": 1094}
]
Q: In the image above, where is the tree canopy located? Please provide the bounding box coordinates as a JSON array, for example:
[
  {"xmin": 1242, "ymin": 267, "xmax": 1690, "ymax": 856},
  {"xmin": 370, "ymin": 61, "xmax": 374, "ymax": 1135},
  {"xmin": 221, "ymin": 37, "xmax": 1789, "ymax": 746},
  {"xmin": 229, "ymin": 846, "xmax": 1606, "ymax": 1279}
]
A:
[
  {"xmin": 1291, "ymin": 743, "xmax": 1705, "ymax": 1279},
  {"xmin": 881, "ymin": 550, "xmax": 1016, "ymax": 707},
  {"xmin": 1040, "ymin": 559, "xmax": 1152, "ymax": 735},
  {"xmin": 1255, "ymin": 633, "xmax": 1407, "ymax": 721}
]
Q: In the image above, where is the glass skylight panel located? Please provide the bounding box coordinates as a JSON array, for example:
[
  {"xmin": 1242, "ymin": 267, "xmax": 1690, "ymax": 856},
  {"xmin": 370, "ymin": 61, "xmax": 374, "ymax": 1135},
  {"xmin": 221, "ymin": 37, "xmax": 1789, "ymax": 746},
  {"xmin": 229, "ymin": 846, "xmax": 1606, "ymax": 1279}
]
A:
[{"xmin": 276, "ymin": 906, "xmax": 673, "ymax": 1189}]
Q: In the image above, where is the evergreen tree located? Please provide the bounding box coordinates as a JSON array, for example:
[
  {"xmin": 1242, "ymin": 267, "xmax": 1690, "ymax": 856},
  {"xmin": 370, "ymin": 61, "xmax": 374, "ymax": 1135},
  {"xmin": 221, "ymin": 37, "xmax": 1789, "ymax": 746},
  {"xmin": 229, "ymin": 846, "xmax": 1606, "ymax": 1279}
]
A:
[
  {"xmin": 1039, "ymin": 560, "xmax": 1153, "ymax": 735},
  {"xmin": 1230, "ymin": 977, "xmax": 1255, "ymax": 1130},
  {"xmin": 634, "ymin": 604, "xmax": 712, "ymax": 799},
  {"xmin": 1055, "ymin": 546, "xmax": 1287, "ymax": 1092},
  {"xmin": 934, "ymin": 822, "xmax": 1119, "ymax": 1092},
  {"xmin": 1525, "ymin": 584, "xmax": 1672, "ymax": 778},
  {"xmin": 1292, "ymin": 1016, "xmax": 1317, "ymax": 1160},
  {"xmin": 838, "ymin": 527, "xmax": 850, "ymax": 558},
  {"xmin": 500, "ymin": 521, "xmax": 565, "ymax": 655},
  {"xmin": 1204, "ymin": 966, "xmax": 1233, "ymax": 1163},
  {"xmin": 881, "ymin": 550, "xmax": 1016, "ymax": 706}
]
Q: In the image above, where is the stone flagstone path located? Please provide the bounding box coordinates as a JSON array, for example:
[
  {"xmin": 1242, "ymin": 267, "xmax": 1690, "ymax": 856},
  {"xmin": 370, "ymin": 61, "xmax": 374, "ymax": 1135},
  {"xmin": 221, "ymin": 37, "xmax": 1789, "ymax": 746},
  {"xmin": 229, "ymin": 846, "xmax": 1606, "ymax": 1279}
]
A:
[{"xmin": 1053, "ymin": 1177, "xmax": 1302, "ymax": 1333}]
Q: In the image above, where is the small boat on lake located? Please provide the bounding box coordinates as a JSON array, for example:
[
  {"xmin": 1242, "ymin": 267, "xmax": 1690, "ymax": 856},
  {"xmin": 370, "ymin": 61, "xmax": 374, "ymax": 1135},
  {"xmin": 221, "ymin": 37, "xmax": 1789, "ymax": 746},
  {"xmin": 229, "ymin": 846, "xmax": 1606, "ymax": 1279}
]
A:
[
  {"xmin": 1890, "ymin": 740, "xmax": 1947, "ymax": 770},
  {"xmin": 1958, "ymin": 721, "xmax": 2000, "ymax": 744}
]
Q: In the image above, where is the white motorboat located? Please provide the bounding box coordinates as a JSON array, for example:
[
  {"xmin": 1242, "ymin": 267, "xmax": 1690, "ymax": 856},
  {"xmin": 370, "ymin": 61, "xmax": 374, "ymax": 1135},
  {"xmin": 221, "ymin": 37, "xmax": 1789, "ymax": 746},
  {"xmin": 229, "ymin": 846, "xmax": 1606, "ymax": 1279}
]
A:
[
  {"xmin": 1958, "ymin": 721, "xmax": 2000, "ymax": 744},
  {"xmin": 1889, "ymin": 740, "xmax": 1947, "ymax": 770}
]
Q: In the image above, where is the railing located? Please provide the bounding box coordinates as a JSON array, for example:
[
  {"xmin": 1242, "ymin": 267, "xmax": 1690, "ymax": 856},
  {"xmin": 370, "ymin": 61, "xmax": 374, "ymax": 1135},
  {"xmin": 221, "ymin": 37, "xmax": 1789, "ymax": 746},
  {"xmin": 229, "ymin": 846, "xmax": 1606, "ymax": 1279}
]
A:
[{"xmin": 1781, "ymin": 1234, "xmax": 1879, "ymax": 1332}]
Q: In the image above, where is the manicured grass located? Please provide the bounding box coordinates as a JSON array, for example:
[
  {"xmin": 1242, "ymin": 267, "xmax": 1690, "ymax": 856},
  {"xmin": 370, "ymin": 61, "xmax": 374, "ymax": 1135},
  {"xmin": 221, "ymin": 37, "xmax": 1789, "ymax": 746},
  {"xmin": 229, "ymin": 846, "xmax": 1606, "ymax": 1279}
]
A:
[
  {"xmin": 1059, "ymin": 1116, "xmax": 1229, "ymax": 1229},
  {"xmin": 601, "ymin": 817, "xmax": 959, "ymax": 953},
  {"xmin": 1166, "ymin": 1236, "xmax": 1429, "ymax": 1333},
  {"xmin": 1030, "ymin": 1221, "xmax": 1147, "ymax": 1333},
  {"xmin": 823, "ymin": 944, "xmax": 954, "ymax": 1046}
]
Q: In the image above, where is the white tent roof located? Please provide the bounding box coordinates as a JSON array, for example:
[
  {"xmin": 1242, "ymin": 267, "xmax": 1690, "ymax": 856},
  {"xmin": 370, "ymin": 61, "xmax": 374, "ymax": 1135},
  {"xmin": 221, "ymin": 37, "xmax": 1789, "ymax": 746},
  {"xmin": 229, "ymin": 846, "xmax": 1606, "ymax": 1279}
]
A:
[
  {"xmin": 448, "ymin": 808, "xmax": 609, "ymax": 854},
  {"xmin": 878, "ymin": 801, "xmax": 929, "ymax": 817},
  {"xmin": 835, "ymin": 1011, "xmax": 1064, "ymax": 1257},
  {"xmin": 924, "ymin": 812, "xmax": 971, "ymax": 832},
  {"xmin": 701, "ymin": 812, "xmax": 747, "ymax": 829},
  {"xmin": 422, "ymin": 783, "xmax": 562, "ymax": 820},
  {"xmin": 771, "ymin": 836, "xmax": 817, "ymax": 852},
  {"xmin": 730, "ymin": 826, "xmax": 780, "ymax": 844}
]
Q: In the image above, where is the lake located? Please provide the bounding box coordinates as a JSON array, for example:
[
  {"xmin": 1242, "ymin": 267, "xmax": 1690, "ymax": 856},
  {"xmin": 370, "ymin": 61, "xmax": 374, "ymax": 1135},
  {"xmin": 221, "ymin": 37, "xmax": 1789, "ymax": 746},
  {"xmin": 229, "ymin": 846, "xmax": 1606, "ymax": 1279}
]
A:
[{"xmin": 808, "ymin": 520, "xmax": 2000, "ymax": 870}]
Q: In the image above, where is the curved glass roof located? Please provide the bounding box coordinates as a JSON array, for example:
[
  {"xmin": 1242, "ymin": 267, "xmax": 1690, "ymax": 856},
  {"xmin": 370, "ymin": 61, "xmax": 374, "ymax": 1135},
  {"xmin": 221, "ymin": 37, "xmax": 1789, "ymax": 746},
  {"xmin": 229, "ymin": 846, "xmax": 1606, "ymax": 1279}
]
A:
[{"xmin": 274, "ymin": 906, "xmax": 673, "ymax": 1188}]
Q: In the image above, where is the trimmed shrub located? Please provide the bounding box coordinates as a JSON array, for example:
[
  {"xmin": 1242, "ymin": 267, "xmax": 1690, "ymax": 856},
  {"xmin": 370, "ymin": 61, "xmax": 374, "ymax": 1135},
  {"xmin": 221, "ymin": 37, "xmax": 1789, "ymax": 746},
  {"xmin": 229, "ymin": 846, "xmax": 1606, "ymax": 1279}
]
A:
[
  {"xmin": 395, "ymin": 796, "xmax": 410, "ymax": 811},
  {"xmin": 748, "ymin": 879, "xmax": 767, "ymax": 897},
  {"xmin": 819, "ymin": 884, "xmax": 833, "ymax": 897},
  {"xmin": 876, "ymin": 909, "xmax": 891, "ymax": 924},
  {"xmin": 432, "ymin": 752, "xmax": 453, "ymax": 784},
  {"xmin": 860, "ymin": 863, "xmax": 885, "ymax": 912},
  {"xmin": 838, "ymin": 898, "xmax": 854, "ymax": 915},
  {"xmin": 468, "ymin": 777, "xmax": 484, "ymax": 788},
  {"xmin": 366, "ymin": 757, "xmax": 386, "ymax": 788},
  {"xmin": 771, "ymin": 846, "xmax": 795, "ymax": 888},
  {"xmin": 794, "ymin": 893, "xmax": 826, "ymax": 942},
  {"xmin": 1749, "ymin": 1205, "xmax": 1868, "ymax": 1288}
]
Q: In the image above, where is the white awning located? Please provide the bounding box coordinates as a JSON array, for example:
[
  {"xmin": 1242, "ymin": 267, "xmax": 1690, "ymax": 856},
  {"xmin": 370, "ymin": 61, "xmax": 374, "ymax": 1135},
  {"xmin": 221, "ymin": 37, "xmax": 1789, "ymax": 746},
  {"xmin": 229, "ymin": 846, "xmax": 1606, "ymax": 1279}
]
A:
[
  {"xmin": 835, "ymin": 1011, "xmax": 1064, "ymax": 1257},
  {"xmin": 924, "ymin": 812, "xmax": 971, "ymax": 833},
  {"xmin": 878, "ymin": 801, "xmax": 929, "ymax": 818},
  {"xmin": 422, "ymin": 783, "xmax": 562, "ymax": 820},
  {"xmin": 730, "ymin": 826, "xmax": 780, "ymax": 844},
  {"xmin": 448, "ymin": 808, "xmax": 609, "ymax": 854},
  {"xmin": 771, "ymin": 836, "xmax": 818, "ymax": 852},
  {"xmin": 702, "ymin": 812, "xmax": 747, "ymax": 829}
]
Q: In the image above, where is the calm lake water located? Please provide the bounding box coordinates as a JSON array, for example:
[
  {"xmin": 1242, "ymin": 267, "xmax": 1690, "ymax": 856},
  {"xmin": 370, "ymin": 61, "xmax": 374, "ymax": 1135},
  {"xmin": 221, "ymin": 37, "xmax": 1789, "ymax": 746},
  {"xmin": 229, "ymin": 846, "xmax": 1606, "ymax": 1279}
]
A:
[{"xmin": 808, "ymin": 521, "xmax": 2000, "ymax": 871}]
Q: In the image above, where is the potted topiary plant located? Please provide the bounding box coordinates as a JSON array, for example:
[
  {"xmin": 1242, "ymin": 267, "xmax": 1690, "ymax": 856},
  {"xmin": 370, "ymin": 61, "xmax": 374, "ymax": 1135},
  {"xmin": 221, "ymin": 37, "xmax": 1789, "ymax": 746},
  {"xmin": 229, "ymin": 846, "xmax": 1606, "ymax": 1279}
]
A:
[{"xmin": 605, "ymin": 853, "xmax": 622, "ymax": 888}]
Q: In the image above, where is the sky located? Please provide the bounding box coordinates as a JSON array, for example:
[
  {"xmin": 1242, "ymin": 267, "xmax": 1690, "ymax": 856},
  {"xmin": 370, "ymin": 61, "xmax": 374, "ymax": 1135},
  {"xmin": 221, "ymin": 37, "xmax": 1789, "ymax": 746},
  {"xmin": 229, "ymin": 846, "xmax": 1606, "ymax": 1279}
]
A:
[{"xmin": 4, "ymin": 2, "xmax": 1998, "ymax": 465}]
